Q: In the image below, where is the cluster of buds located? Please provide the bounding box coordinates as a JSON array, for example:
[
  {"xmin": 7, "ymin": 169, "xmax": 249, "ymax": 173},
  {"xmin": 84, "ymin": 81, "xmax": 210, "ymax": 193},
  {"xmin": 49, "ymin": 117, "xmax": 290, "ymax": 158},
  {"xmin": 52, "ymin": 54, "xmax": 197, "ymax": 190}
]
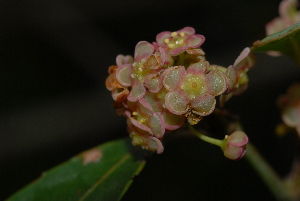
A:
[{"xmin": 106, "ymin": 27, "xmax": 254, "ymax": 155}]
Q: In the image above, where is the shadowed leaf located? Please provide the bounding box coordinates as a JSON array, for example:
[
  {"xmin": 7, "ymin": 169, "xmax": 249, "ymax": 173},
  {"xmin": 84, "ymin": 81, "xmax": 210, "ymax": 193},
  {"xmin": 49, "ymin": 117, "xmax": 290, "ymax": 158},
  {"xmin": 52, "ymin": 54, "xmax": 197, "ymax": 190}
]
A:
[
  {"xmin": 251, "ymin": 21, "xmax": 300, "ymax": 65},
  {"xmin": 7, "ymin": 138, "xmax": 148, "ymax": 201}
]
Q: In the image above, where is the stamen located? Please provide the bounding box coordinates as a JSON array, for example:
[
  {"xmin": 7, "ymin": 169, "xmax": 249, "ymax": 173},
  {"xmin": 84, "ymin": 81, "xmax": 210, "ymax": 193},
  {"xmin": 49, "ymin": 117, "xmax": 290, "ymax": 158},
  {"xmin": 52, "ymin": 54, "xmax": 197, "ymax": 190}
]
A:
[
  {"xmin": 168, "ymin": 44, "xmax": 175, "ymax": 49},
  {"xmin": 180, "ymin": 32, "xmax": 185, "ymax": 37},
  {"xmin": 171, "ymin": 32, "xmax": 177, "ymax": 37},
  {"xmin": 164, "ymin": 38, "xmax": 169, "ymax": 43}
]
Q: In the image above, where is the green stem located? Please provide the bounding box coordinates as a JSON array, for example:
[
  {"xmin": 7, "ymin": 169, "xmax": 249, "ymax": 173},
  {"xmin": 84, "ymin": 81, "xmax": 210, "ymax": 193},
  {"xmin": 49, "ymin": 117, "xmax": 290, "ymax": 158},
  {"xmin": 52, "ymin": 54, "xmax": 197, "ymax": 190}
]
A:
[
  {"xmin": 245, "ymin": 142, "xmax": 293, "ymax": 201},
  {"xmin": 234, "ymin": 123, "xmax": 294, "ymax": 201},
  {"xmin": 187, "ymin": 124, "xmax": 223, "ymax": 147}
]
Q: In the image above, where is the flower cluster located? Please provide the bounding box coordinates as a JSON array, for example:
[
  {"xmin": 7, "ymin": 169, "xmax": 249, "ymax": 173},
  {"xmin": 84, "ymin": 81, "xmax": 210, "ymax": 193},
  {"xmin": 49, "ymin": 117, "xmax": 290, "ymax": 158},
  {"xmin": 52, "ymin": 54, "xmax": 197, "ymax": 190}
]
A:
[{"xmin": 106, "ymin": 27, "xmax": 254, "ymax": 153}]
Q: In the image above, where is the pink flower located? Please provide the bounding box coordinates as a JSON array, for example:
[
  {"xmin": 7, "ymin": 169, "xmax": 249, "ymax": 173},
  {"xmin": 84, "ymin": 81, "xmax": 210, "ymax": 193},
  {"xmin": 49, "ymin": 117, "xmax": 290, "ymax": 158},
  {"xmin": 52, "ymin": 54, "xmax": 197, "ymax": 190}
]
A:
[
  {"xmin": 116, "ymin": 41, "xmax": 166, "ymax": 101},
  {"xmin": 266, "ymin": 0, "xmax": 300, "ymax": 36},
  {"xmin": 278, "ymin": 83, "xmax": 300, "ymax": 135},
  {"xmin": 156, "ymin": 27, "xmax": 205, "ymax": 56},
  {"xmin": 162, "ymin": 61, "xmax": 228, "ymax": 125},
  {"xmin": 266, "ymin": 0, "xmax": 300, "ymax": 56},
  {"xmin": 124, "ymin": 98, "xmax": 166, "ymax": 153},
  {"xmin": 223, "ymin": 131, "xmax": 248, "ymax": 160}
]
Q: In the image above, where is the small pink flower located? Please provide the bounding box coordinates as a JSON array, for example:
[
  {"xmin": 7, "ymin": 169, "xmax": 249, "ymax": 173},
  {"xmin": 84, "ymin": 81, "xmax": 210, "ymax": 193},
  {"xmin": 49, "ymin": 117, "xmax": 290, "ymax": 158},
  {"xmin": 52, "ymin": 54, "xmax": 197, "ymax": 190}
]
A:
[
  {"xmin": 266, "ymin": 0, "xmax": 300, "ymax": 56},
  {"xmin": 127, "ymin": 116, "xmax": 164, "ymax": 154},
  {"xmin": 278, "ymin": 83, "xmax": 300, "ymax": 135},
  {"xmin": 266, "ymin": 0, "xmax": 300, "ymax": 36},
  {"xmin": 223, "ymin": 131, "xmax": 248, "ymax": 160},
  {"xmin": 156, "ymin": 27, "xmax": 205, "ymax": 56},
  {"xmin": 162, "ymin": 61, "xmax": 228, "ymax": 125},
  {"xmin": 116, "ymin": 41, "xmax": 165, "ymax": 101}
]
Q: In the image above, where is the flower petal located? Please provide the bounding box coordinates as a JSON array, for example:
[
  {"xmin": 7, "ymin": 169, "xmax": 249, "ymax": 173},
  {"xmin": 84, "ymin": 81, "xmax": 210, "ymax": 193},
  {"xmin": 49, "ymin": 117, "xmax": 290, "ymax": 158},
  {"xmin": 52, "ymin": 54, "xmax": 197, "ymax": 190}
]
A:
[
  {"xmin": 165, "ymin": 91, "xmax": 189, "ymax": 115},
  {"xmin": 147, "ymin": 112, "xmax": 165, "ymax": 138},
  {"xmin": 156, "ymin": 31, "xmax": 171, "ymax": 45},
  {"xmin": 144, "ymin": 91, "xmax": 163, "ymax": 112},
  {"xmin": 224, "ymin": 144, "xmax": 244, "ymax": 160},
  {"xmin": 116, "ymin": 54, "xmax": 133, "ymax": 67},
  {"xmin": 185, "ymin": 34, "xmax": 205, "ymax": 48},
  {"xmin": 234, "ymin": 47, "xmax": 255, "ymax": 71},
  {"xmin": 116, "ymin": 64, "xmax": 132, "ymax": 86},
  {"xmin": 127, "ymin": 80, "xmax": 146, "ymax": 102},
  {"xmin": 145, "ymin": 73, "xmax": 162, "ymax": 93},
  {"xmin": 162, "ymin": 110, "xmax": 185, "ymax": 130},
  {"xmin": 191, "ymin": 94, "xmax": 216, "ymax": 116},
  {"xmin": 134, "ymin": 41, "xmax": 154, "ymax": 61},
  {"xmin": 163, "ymin": 66, "xmax": 185, "ymax": 91},
  {"xmin": 187, "ymin": 61, "xmax": 208, "ymax": 74},
  {"xmin": 149, "ymin": 136, "xmax": 164, "ymax": 154},
  {"xmin": 206, "ymin": 70, "xmax": 227, "ymax": 96},
  {"xmin": 177, "ymin": 27, "xmax": 195, "ymax": 35},
  {"xmin": 170, "ymin": 47, "xmax": 188, "ymax": 56},
  {"xmin": 228, "ymin": 131, "xmax": 248, "ymax": 146}
]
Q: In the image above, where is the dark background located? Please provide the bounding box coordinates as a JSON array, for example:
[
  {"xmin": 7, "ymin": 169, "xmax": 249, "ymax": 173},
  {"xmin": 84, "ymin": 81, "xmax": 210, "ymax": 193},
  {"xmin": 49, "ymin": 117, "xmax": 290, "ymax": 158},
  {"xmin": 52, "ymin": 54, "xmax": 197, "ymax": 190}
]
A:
[{"xmin": 1, "ymin": 0, "xmax": 300, "ymax": 200}]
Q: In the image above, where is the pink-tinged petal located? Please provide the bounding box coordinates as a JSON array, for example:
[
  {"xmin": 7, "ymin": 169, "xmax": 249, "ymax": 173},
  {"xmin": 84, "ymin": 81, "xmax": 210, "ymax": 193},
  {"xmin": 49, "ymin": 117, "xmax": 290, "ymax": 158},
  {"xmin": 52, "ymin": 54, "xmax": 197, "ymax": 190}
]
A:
[
  {"xmin": 144, "ymin": 91, "xmax": 164, "ymax": 112},
  {"xmin": 177, "ymin": 27, "xmax": 195, "ymax": 35},
  {"xmin": 127, "ymin": 80, "xmax": 146, "ymax": 102},
  {"xmin": 224, "ymin": 145, "xmax": 244, "ymax": 160},
  {"xmin": 138, "ymin": 98, "xmax": 154, "ymax": 115},
  {"xmin": 226, "ymin": 65, "xmax": 238, "ymax": 89},
  {"xmin": 234, "ymin": 47, "xmax": 250, "ymax": 66},
  {"xmin": 163, "ymin": 66, "xmax": 185, "ymax": 91},
  {"xmin": 156, "ymin": 31, "xmax": 172, "ymax": 45},
  {"xmin": 279, "ymin": 0, "xmax": 298, "ymax": 18},
  {"xmin": 162, "ymin": 110, "xmax": 185, "ymax": 130},
  {"xmin": 266, "ymin": 17, "xmax": 285, "ymax": 36},
  {"xmin": 267, "ymin": 51, "xmax": 282, "ymax": 57},
  {"xmin": 152, "ymin": 42, "xmax": 160, "ymax": 50},
  {"xmin": 206, "ymin": 70, "xmax": 227, "ymax": 96},
  {"xmin": 116, "ymin": 64, "xmax": 132, "ymax": 86},
  {"xmin": 165, "ymin": 91, "xmax": 189, "ymax": 115},
  {"xmin": 116, "ymin": 54, "xmax": 133, "ymax": 67},
  {"xmin": 191, "ymin": 94, "xmax": 216, "ymax": 116},
  {"xmin": 149, "ymin": 137, "xmax": 164, "ymax": 154},
  {"xmin": 170, "ymin": 47, "xmax": 188, "ymax": 56},
  {"xmin": 145, "ymin": 74, "xmax": 162, "ymax": 93},
  {"xmin": 186, "ymin": 48, "xmax": 205, "ymax": 55},
  {"xmin": 147, "ymin": 112, "xmax": 165, "ymax": 138},
  {"xmin": 234, "ymin": 48, "xmax": 255, "ymax": 71},
  {"xmin": 232, "ymin": 83, "xmax": 248, "ymax": 95},
  {"xmin": 134, "ymin": 41, "xmax": 154, "ymax": 61},
  {"xmin": 185, "ymin": 34, "xmax": 205, "ymax": 48},
  {"xmin": 158, "ymin": 47, "xmax": 166, "ymax": 64},
  {"xmin": 228, "ymin": 131, "xmax": 248, "ymax": 146},
  {"xmin": 187, "ymin": 61, "xmax": 208, "ymax": 74},
  {"xmin": 130, "ymin": 118, "xmax": 153, "ymax": 135},
  {"xmin": 282, "ymin": 106, "xmax": 300, "ymax": 127}
]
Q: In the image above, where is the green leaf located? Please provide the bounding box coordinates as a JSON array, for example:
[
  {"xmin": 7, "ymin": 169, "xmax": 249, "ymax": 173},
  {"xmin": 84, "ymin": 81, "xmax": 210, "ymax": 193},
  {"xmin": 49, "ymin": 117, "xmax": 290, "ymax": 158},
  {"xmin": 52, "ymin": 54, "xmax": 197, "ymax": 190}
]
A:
[
  {"xmin": 7, "ymin": 137, "xmax": 148, "ymax": 201},
  {"xmin": 251, "ymin": 21, "xmax": 300, "ymax": 65}
]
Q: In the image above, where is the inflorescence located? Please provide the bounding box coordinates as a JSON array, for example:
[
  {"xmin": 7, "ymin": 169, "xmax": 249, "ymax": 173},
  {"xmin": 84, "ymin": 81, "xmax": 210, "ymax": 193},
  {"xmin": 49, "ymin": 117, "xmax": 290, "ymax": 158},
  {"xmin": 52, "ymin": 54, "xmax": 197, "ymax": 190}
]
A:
[{"xmin": 106, "ymin": 27, "xmax": 254, "ymax": 159}]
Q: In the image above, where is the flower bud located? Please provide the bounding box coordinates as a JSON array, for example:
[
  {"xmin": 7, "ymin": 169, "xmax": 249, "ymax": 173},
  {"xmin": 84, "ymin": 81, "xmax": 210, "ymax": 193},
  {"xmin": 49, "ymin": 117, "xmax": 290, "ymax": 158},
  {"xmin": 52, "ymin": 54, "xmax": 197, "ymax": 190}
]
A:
[{"xmin": 222, "ymin": 131, "xmax": 248, "ymax": 160}]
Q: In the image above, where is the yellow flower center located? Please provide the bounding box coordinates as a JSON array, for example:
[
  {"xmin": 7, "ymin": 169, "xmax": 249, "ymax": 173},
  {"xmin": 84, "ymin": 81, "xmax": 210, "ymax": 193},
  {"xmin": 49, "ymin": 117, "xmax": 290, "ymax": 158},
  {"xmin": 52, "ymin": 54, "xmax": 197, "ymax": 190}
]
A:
[
  {"xmin": 181, "ymin": 74, "xmax": 206, "ymax": 99},
  {"xmin": 131, "ymin": 59, "xmax": 150, "ymax": 81},
  {"xmin": 164, "ymin": 31, "xmax": 186, "ymax": 50}
]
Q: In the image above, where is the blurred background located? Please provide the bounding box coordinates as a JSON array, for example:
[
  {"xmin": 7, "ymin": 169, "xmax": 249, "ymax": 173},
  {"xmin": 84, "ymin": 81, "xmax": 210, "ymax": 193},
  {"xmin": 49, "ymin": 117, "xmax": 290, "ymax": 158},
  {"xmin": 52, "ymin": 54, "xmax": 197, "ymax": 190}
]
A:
[{"xmin": 1, "ymin": 0, "xmax": 300, "ymax": 200}]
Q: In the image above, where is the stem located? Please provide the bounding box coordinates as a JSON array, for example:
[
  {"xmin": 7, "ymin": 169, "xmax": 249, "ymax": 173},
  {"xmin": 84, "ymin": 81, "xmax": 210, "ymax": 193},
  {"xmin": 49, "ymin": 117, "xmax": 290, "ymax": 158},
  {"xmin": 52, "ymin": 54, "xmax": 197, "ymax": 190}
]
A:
[
  {"xmin": 187, "ymin": 124, "xmax": 223, "ymax": 147},
  {"xmin": 245, "ymin": 142, "xmax": 293, "ymax": 201},
  {"xmin": 234, "ymin": 123, "xmax": 294, "ymax": 201}
]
